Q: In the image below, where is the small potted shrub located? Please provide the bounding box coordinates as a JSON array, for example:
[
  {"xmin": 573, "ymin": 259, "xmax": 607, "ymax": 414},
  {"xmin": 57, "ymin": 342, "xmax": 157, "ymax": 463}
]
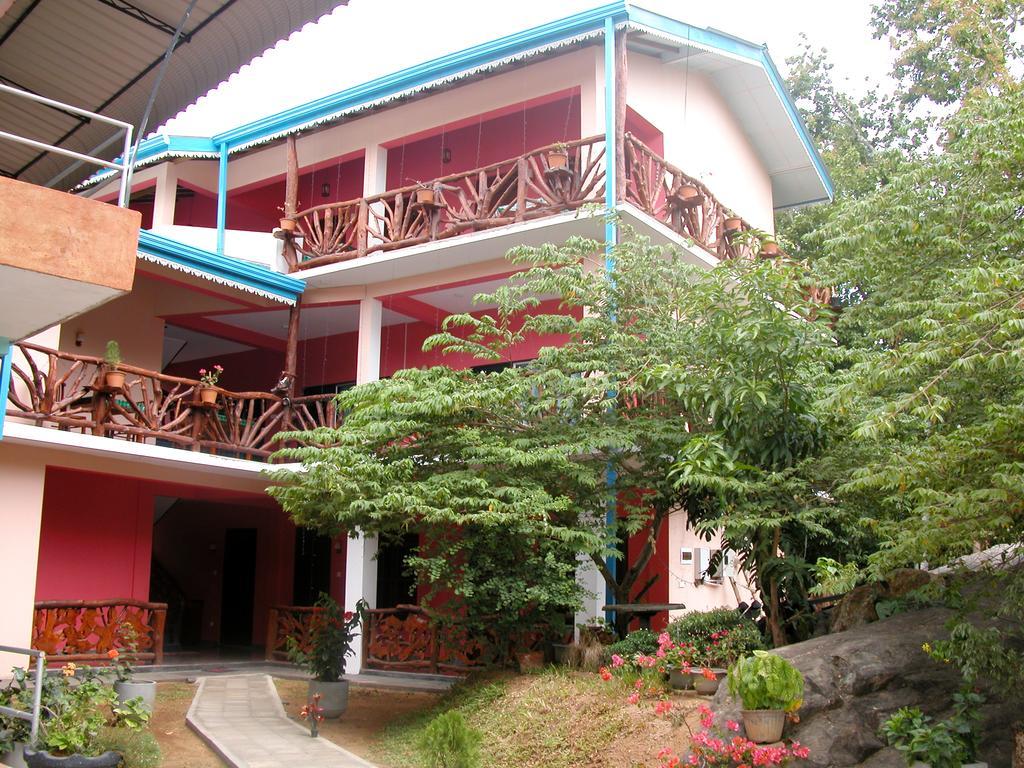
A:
[
  {"xmin": 415, "ymin": 184, "xmax": 436, "ymax": 206},
  {"xmin": 287, "ymin": 593, "xmax": 367, "ymax": 718},
  {"xmin": 546, "ymin": 142, "xmax": 569, "ymax": 170},
  {"xmin": 110, "ymin": 625, "xmax": 156, "ymax": 714},
  {"xmin": 880, "ymin": 689, "xmax": 987, "ymax": 768},
  {"xmin": 196, "ymin": 364, "xmax": 223, "ymax": 404},
  {"xmin": 727, "ymin": 650, "xmax": 804, "ymax": 743},
  {"xmin": 103, "ymin": 341, "xmax": 125, "ymax": 390}
]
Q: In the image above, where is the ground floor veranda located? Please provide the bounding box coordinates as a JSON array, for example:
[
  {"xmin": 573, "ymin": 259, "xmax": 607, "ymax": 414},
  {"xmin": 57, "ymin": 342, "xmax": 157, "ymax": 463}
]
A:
[{"xmin": 0, "ymin": 431, "xmax": 753, "ymax": 677}]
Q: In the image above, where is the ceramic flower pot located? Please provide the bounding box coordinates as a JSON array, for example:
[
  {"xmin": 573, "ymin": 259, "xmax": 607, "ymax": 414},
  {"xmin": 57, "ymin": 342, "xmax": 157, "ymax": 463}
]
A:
[
  {"xmin": 309, "ymin": 679, "xmax": 349, "ymax": 718},
  {"xmin": 279, "ymin": 217, "xmax": 296, "ymax": 232},
  {"xmin": 198, "ymin": 387, "xmax": 218, "ymax": 405},
  {"xmin": 741, "ymin": 709, "xmax": 786, "ymax": 743},
  {"xmin": 23, "ymin": 750, "xmax": 121, "ymax": 768},
  {"xmin": 761, "ymin": 241, "xmax": 780, "ymax": 256},
  {"xmin": 415, "ymin": 188, "xmax": 436, "ymax": 205},
  {"xmin": 668, "ymin": 668, "xmax": 695, "ymax": 690},
  {"xmin": 724, "ymin": 216, "xmax": 743, "ymax": 233},
  {"xmin": 114, "ymin": 678, "xmax": 156, "ymax": 713},
  {"xmin": 546, "ymin": 151, "xmax": 568, "ymax": 170},
  {"xmin": 103, "ymin": 371, "xmax": 125, "ymax": 389},
  {"xmin": 693, "ymin": 668, "xmax": 726, "ymax": 695}
]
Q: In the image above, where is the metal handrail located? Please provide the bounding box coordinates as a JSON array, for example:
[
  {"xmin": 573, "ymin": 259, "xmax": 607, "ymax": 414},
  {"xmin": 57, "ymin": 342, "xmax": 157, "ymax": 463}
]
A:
[
  {"xmin": 0, "ymin": 644, "xmax": 46, "ymax": 746},
  {"xmin": 0, "ymin": 82, "xmax": 133, "ymax": 206}
]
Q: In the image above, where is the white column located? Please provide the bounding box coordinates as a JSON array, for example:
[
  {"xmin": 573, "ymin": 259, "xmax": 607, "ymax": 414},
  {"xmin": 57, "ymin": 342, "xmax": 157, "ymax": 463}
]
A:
[
  {"xmin": 575, "ymin": 553, "xmax": 607, "ymax": 641},
  {"xmin": 356, "ymin": 297, "xmax": 382, "ymax": 385},
  {"xmin": 151, "ymin": 162, "xmax": 178, "ymax": 228},
  {"xmin": 0, "ymin": 451, "xmax": 46, "ymax": 672},
  {"xmin": 363, "ymin": 145, "xmax": 388, "ymax": 250},
  {"xmin": 345, "ymin": 532, "xmax": 378, "ymax": 672}
]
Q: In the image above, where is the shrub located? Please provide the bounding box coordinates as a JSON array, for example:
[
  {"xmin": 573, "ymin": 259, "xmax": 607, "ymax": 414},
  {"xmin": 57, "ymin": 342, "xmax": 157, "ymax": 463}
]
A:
[
  {"xmin": 94, "ymin": 727, "xmax": 161, "ymax": 768},
  {"xmin": 666, "ymin": 609, "xmax": 764, "ymax": 666},
  {"xmin": 606, "ymin": 629, "xmax": 659, "ymax": 660},
  {"xmin": 417, "ymin": 711, "xmax": 481, "ymax": 768},
  {"xmin": 727, "ymin": 651, "xmax": 804, "ymax": 712}
]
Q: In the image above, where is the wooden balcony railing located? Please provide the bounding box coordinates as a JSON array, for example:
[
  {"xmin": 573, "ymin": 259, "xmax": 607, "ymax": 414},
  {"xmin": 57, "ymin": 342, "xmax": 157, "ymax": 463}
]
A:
[
  {"xmin": 32, "ymin": 599, "xmax": 167, "ymax": 665},
  {"xmin": 5, "ymin": 343, "xmax": 340, "ymax": 460},
  {"xmin": 265, "ymin": 605, "xmax": 321, "ymax": 661},
  {"xmin": 623, "ymin": 132, "xmax": 768, "ymax": 260},
  {"xmin": 283, "ymin": 133, "xmax": 775, "ymax": 272},
  {"xmin": 290, "ymin": 136, "xmax": 607, "ymax": 270}
]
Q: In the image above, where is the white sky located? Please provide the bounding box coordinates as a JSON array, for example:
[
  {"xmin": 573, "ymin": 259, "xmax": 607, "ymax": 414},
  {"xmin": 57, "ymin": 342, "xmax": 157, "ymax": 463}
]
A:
[{"xmin": 161, "ymin": 0, "xmax": 894, "ymax": 137}]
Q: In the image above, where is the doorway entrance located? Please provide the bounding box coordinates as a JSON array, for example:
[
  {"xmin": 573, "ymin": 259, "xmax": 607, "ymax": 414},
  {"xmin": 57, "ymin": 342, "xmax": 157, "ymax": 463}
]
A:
[
  {"xmin": 376, "ymin": 533, "xmax": 419, "ymax": 608},
  {"xmin": 220, "ymin": 528, "xmax": 258, "ymax": 646}
]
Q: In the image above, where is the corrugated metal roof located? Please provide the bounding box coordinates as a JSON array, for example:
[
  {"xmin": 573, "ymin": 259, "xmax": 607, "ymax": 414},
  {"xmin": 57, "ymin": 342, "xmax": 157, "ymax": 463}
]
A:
[{"xmin": 0, "ymin": 0, "xmax": 347, "ymax": 189}]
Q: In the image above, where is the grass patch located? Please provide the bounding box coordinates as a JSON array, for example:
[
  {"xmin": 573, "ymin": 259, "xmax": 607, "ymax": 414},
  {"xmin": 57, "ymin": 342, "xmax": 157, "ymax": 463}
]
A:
[{"xmin": 373, "ymin": 667, "xmax": 674, "ymax": 768}]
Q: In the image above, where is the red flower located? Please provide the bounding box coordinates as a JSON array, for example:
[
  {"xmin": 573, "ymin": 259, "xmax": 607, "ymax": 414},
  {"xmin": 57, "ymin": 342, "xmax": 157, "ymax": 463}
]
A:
[
  {"xmin": 599, "ymin": 666, "xmax": 612, "ymax": 681},
  {"xmin": 107, "ymin": 649, "xmax": 119, "ymax": 659}
]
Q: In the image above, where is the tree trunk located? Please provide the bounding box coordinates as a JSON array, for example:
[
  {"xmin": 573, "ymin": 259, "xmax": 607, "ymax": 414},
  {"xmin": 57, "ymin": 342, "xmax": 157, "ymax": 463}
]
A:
[{"xmin": 767, "ymin": 527, "xmax": 787, "ymax": 647}]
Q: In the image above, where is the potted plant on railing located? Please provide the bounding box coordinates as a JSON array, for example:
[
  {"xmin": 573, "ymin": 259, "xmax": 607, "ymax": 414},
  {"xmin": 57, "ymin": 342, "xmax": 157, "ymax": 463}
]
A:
[
  {"xmin": 726, "ymin": 650, "xmax": 804, "ymax": 743},
  {"xmin": 546, "ymin": 141, "xmax": 570, "ymax": 171},
  {"xmin": 277, "ymin": 205, "xmax": 296, "ymax": 233},
  {"xmin": 197, "ymin": 364, "xmax": 223, "ymax": 405},
  {"xmin": 109, "ymin": 624, "xmax": 156, "ymax": 714},
  {"xmin": 286, "ymin": 593, "xmax": 368, "ymax": 718},
  {"xmin": 673, "ymin": 180, "xmax": 703, "ymax": 208},
  {"xmin": 723, "ymin": 209, "xmax": 743, "ymax": 234},
  {"xmin": 414, "ymin": 183, "xmax": 437, "ymax": 206},
  {"xmin": 103, "ymin": 341, "xmax": 125, "ymax": 390}
]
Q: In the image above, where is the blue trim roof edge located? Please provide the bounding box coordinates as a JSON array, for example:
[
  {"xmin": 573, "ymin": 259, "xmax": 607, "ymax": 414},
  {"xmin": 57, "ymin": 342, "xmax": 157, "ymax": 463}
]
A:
[{"xmin": 137, "ymin": 230, "xmax": 305, "ymax": 301}]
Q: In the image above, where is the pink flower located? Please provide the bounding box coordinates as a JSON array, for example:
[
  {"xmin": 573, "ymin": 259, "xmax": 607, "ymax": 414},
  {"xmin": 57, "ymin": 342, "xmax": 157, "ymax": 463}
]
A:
[
  {"xmin": 634, "ymin": 678, "xmax": 644, "ymax": 689},
  {"xmin": 726, "ymin": 719, "xmax": 740, "ymax": 732},
  {"xmin": 654, "ymin": 700, "xmax": 673, "ymax": 716},
  {"xmin": 199, "ymin": 368, "xmax": 207, "ymax": 375},
  {"xmin": 611, "ymin": 654, "xmax": 624, "ymax": 668},
  {"xmin": 627, "ymin": 691, "xmax": 640, "ymax": 705}
]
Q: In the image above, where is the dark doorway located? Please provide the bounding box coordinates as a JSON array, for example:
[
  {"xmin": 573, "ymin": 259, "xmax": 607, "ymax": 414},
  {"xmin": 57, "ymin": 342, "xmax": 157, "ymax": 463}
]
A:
[
  {"xmin": 220, "ymin": 528, "xmax": 257, "ymax": 646},
  {"xmin": 376, "ymin": 533, "xmax": 419, "ymax": 608},
  {"xmin": 293, "ymin": 527, "xmax": 332, "ymax": 606}
]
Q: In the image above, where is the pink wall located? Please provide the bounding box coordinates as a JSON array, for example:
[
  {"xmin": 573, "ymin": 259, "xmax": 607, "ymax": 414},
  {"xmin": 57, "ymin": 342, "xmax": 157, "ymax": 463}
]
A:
[
  {"xmin": 386, "ymin": 95, "xmax": 581, "ymax": 189},
  {"xmin": 36, "ymin": 468, "xmax": 153, "ymax": 602}
]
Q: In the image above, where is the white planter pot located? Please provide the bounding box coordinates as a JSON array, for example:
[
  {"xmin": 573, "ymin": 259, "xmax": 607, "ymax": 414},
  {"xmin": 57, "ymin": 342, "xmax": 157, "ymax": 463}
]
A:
[
  {"xmin": 693, "ymin": 668, "xmax": 726, "ymax": 695},
  {"xmin": 113, "ymin": 679, "xmax": 157, "ymax": 713},
  {"xmin": 741, "ymin": 709, "xmax": 786, "ymax": 743},
  {"xmin": 309, "ymin": 679, "xmax": 349, "ymax": 718},
  {"xmin": 668, "ymin": 668, "xmax": 695, "ymax": 689}
]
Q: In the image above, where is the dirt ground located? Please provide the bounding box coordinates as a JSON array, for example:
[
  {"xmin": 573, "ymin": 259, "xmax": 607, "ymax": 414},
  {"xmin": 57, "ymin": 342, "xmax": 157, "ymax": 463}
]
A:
[
  {"xmin": 151, "ymin": 682, "xmax": 225, "ymax": 768},
  {"xmin": 273, "ymin": 678, "xmax": 442, "ymax": 761}
]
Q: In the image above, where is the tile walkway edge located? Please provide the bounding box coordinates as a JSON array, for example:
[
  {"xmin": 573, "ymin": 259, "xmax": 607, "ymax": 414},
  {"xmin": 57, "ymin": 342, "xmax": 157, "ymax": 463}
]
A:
[{"xmin": 185, "ymin": 673, "xmax": 377, "ymax": 768}]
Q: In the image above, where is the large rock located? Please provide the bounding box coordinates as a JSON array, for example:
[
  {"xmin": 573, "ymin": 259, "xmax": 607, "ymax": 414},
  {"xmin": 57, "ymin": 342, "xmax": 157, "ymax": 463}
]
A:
[
  {"xmin": 711, "ymin": 607, "xmax": 1017, "ymax": 767},
  {"xmin": 828, "ymin": 569, "xmax": 940, "ymax": 633}
]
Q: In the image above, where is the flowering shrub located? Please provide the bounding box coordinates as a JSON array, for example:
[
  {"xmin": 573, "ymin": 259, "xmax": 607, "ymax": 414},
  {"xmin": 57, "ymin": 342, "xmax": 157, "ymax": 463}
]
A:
[
  {"xmin": 198, "ymin": 364, "xmax": 224, "ymax": 387},
  {"xmin": 658, "ymin": 705, "xmax": 810, "ymax": 768},
  {"xmin": 667, "ymin": 610, "xmax": 764, "ymax": 667},
  {"xmin": 300, "ymin": 693, "xmax": 325, "ymax": 737}
]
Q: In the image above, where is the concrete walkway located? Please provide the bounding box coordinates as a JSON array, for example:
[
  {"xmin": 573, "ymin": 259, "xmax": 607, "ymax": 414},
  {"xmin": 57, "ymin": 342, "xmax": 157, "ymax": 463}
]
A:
[{"xmin": 186, "ymin": 673, "xmax": 376, "ymax": 768}]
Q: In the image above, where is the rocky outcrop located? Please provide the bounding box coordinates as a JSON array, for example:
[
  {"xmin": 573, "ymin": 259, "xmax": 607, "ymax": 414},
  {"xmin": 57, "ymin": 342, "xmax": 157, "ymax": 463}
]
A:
[
  {"xmin": 711, "ymin": 607, "xmax": 1017, "ymax": 767},
  {"xmin": 829, "ymin": 568, "xmax": 940, "ymax": 633}
]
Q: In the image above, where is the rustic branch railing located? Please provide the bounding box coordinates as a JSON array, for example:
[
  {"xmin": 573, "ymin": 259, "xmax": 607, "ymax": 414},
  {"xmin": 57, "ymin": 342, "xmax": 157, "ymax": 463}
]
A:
[
  {"xmin": 265, "ymin": 605, "xmax": 322, "ymax": 662},
  {"xmin": 32, "ymin": 599, "xmax": 167, "ymax": 665},
  {"xmin": 290, "ymin": 136, "xmax": 607, "ymax": 270},
  {"xmin": 5, "ymin": 343, "xmax": 340, "ymax": 460},
  {"xmin": 622, "ymin": 132, "xmax": 768, "ymax": 261}
]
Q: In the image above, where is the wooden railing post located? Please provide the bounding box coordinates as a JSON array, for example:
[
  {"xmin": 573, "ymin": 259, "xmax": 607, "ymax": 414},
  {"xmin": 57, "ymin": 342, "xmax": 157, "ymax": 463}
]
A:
[
  {"xmin": 265, "ymin": 608, "xmax": 279, "ymax": 662},
  {"xmin": 356, "ymin": 199, "xmax": 368, "ymax": 258},
  {"xmin": 516, "ymin": 156, "xmax": 528, "ymax": 222},
  {"xmin": 152, "ymin": 606, "xmax": 166, "ymax": 665}
]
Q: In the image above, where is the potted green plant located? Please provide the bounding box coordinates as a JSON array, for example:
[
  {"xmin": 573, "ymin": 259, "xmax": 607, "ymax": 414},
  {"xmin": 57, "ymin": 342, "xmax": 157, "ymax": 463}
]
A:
[
  {"xmin": 693, "ymin": 624, "xmax": 764, "ymax": 695},
  {"xmin": 546, "ymin": 141, "xmax": 569, "ymax": 170},
  {"xmin": 726, "ymin": 650, "xmax": 804, "ymax": 743},
  {"xmin": 196, "ymin": 364, "xmax": 224, "ymax": 404},
  {"xmin": 109, "ymin": 625, "xmax": 156, "ymax": 714},
  {"xmin": 286, "ymin": 593, "xmax": 367, "ymax": 718},
  {"xmin": 102, "ymin": 341, "xmax": 124, "ymax": 390},
  {"xmin": 880, "ymin": 689, "xmax": 987, "ymax": 768}
]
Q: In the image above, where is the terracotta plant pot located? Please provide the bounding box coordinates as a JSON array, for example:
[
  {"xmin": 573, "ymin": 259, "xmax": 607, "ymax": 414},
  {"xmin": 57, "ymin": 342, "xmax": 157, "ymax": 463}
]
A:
[
  {"xmin": 309, "ymin": 679, "xmax": 349, "ymax": 718},
  {"xmin": 415, "ymin": 187, "xmax": 436, "ymax": 205},
  {"xmin": 693, "ymin": 668, "xmax": 726, "ymax": 695},
  {"xmin": 675, "ymin": 184, "xmax": 703, "ymax": 208},
  {"xmin": 114, "ymin": 679, "xmax": 157, "ymax": 713},
  {"xmin": 724, "ymin": 216, "xmax": 743, "ymax": 233},
  {"xmin": 741, "ymin": 709, "xmax": 786, "ymax": 743},
  {"xmin": 279, "ymin": 217, "xmax": 296, "ymax": 232},
  {"xmin": 517, "ymin": 650, "xmax": 545, "ymax": 672},
  {"xmin": 103, "ymin": 371, "xmax": 126, "ymax": 389},
  {"xmin": 761, "ymin": 242, "xmax": 780, "ymax": 256},
  {"xmin": 546, "ymin": 150, "xmax": 569, "ymax": 170},
  {"xmin": 198, "ymin": 387, "xmax": 218, "ymax": 405}
]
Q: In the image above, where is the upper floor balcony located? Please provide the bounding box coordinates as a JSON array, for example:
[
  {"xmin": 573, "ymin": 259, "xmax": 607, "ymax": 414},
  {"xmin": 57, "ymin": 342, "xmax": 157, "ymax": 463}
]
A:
[{"xmin": 282, "ymin": 133, "xmax": 776, "ymax": 275}]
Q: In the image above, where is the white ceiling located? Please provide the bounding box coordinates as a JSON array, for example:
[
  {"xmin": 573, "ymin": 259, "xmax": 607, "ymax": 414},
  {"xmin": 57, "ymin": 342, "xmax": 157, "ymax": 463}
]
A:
[
  {"xmin": 1, "ymin": 264, "xmax": 124, "ymax": 342},
  {"xmin": 163, "ymin": 325, "xmax": 255, "ymax": 365},
  {"xmin": 213, "ymin": 303, "xmax": 412, "ymax": 341},
  {"xmin": 417, "ymin": 276, "xmax": 559, "ymax": 313}
]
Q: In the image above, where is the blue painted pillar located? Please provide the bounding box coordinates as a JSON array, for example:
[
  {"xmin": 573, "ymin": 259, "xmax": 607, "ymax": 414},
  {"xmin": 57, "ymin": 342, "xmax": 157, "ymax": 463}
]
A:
[
  {"xmin": 216, "ymin": 142, "xmax": 228, "ymax": 255},
  {"xmin": 0, "ymin": 337, "xmax": 12, "ymax": 441},
  {"xmin": 603, "ymin": 16, "xmax": 619, "ymax": 623}
]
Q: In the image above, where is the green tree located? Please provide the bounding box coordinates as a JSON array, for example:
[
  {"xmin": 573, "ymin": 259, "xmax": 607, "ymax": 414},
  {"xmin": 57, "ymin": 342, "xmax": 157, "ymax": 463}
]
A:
[{"xmin": 268, "ymin": 234, "xmax": 834, "ymax": 642}]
